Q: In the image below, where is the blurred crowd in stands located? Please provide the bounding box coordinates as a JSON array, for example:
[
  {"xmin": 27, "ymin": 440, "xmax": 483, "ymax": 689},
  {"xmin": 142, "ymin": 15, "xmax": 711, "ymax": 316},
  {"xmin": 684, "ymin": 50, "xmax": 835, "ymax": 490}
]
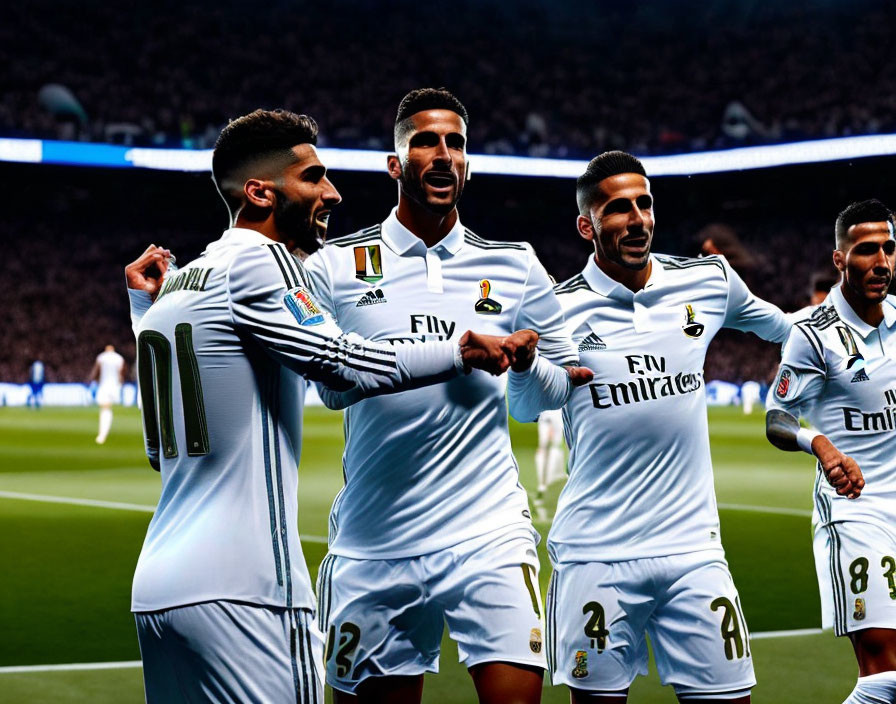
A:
[{"xmin": 4, "ymin": 0, "xmax": 896, "ymax": 157}]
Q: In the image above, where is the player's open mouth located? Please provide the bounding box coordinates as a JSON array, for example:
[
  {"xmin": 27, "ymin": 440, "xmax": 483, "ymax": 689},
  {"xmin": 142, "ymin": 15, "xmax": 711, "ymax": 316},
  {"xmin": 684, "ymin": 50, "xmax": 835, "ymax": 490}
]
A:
[
  {"xmin": 867, "ymin": 277, "xmax": 889, "ymax": 291},
  {"xmin": 315, "ymin": 211, "xmax": 331, "ymax": 230},
  {"xmin": 621, "ymin": 236, "xmax": 649, "ymax": 250},
  {"xmin": 424, "ymin": 172, "xmax": 455, "ymax": 191}
]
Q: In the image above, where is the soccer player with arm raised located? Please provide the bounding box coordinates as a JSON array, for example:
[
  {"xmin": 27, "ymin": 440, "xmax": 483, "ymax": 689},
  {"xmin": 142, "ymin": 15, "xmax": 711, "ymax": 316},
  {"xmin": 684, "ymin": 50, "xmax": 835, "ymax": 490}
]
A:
[
  {"xmin": 546, "ymin": 151, "xmax": 794, "ymax": 703},
  {"xmin": 123, "ymin": 109, "xmax": 527, "ymax": 704},
  {"xmin": 766, "ymin": 199, "xmax": 896, "ymax": 704},
  {"xmin": 305, "ymin": 88, "xmax": 591, "ymax": 704}
]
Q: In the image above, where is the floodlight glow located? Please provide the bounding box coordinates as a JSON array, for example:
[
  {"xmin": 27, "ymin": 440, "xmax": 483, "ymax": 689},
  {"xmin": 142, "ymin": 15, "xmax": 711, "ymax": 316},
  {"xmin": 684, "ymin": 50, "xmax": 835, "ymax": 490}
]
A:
[{"xmin": 0, "ymin": 134, "xmax": 894, "ymax": 176}]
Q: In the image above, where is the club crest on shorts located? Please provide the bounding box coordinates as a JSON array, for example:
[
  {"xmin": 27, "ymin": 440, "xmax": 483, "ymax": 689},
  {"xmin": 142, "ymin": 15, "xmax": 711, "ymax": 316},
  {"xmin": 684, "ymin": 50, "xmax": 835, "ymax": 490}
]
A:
[
  {"xmin": 354, "ymin": 245, "xmax": 383, "ymax": 283},
  {"xmin": 283, "ymin": 286, "xmax": 325, "ymax": 326},
  {"xmin": 775, "ymin": 369, "xmax": 792, "ymax": 399},
  {"xmin": 682, "ymin": 304, "xmax": 705, "ymax": 338},
  {"xmin": 529, "ymin": 628, "xmax": 542, "ymax": 654},
  {"xmin": 474, "ymin": 279, "xmax": 502, "ymax": 314},
  {"xmin": 854, "ymin": 598, "xmax": 866, "ymax": 621},
  {"xmin": 571, "ymin": 650, "xmax": 589, "ymax": 678}
]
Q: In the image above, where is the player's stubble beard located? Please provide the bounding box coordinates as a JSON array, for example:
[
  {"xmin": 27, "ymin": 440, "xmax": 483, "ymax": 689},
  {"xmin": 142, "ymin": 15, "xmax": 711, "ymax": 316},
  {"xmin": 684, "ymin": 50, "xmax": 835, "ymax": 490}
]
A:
[
  {"xmin": 272, "ymin": 187, "xmax": 325, "ymax": 256},
  {"xmin": 398, "ymin": 159, "xmax": 464, "ymax": 216},
  {"xmin": 593, "ymin": 217, "xmax": 652, "ymax": 271}
]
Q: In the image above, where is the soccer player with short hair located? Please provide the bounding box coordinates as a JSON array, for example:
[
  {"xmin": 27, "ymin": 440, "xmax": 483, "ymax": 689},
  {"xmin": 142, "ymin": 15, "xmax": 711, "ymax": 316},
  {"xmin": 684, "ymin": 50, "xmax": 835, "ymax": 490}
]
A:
[
  {"xmin": 89, "ymin": 344, "xmax": 125, "ymax": 443},
  {"xmin": 766, "ymin": 199, "xmax": 896, "ymax": 704},
  {"xmin": 546, "ymin": 151, "xmax": 795, "ymax": 703},
  {"xmin": 305, "ymin": 88, "xmax": 588, "ymax": 704},
  {"xmin": 124, "ymin": 108, "xmax": 527, "ymax": 704}
]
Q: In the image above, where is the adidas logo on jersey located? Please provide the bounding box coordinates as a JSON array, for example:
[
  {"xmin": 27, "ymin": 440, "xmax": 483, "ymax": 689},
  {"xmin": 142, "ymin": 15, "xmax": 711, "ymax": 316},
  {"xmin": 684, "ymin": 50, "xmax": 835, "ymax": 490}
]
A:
[
  {"xmin": 851, "ymin": 368, "xmax": 870, "ymax": 383},
  {"xmin": 356, "ymin": 289, "xmax": 387, "ymax": 307},
  {"xmin": 578, "ymin": 333, "xmax": 606, "ymax": 351}
]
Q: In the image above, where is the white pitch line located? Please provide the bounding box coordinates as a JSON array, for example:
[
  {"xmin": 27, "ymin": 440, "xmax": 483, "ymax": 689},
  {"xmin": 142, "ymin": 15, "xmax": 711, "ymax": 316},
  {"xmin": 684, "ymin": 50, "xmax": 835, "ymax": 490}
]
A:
[
  {"xmin": 718, "ymin": 502, "xmax": 812, "ymax": 518},
  {"xmin": 0, "ymin": 627, "xmax": 829, "ymax": 674},
  {"xmin": 0, "ymin": 490, "xmax": 329, "ymax": 544}
]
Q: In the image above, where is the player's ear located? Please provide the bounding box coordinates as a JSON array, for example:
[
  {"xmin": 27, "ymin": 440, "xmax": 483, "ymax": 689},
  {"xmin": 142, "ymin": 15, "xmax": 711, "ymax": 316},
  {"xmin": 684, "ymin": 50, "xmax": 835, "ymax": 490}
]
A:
[
  {"xmin": 577, "ymin": 214, "xmax": 595, "ymax": 242},
  {"xmin": 245, "ymin": 179, "xmax": 274, "ymax": 208},
  {"xmin": 387, "ymin": 155, "xmax": 402, "ymax": 181},
  {"xmin": 832, "ymin": 249, "xmax": 845, "ymax": 272}
]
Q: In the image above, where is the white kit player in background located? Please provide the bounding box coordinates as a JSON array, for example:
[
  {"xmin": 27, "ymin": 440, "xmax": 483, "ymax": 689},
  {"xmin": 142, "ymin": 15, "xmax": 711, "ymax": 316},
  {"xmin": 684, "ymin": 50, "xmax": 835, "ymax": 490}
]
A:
[
  {"xmin": 547, "ymin": 151, "xmax": 795, "ymax": 704},
  {"xmin": 740, "ymin": 380, "xmax": 761, "ymax": 414},
  {"xmin": 123, "ymin": 109, "xmax": 525, "ymax": 704},
  {"xmin": 766, "ymin": 199, "xmax": 896, "ymax": 704},
  {"xmin": 305, "ymin": 88, "xmax": 591, "ymax": 704},
  {"xmin": 534, "ymin": 409, "xmax": 566, "ymax": 518},
  {"xmin": 89, "ymin": 344, "xmax": 125, "ymax": 443}
]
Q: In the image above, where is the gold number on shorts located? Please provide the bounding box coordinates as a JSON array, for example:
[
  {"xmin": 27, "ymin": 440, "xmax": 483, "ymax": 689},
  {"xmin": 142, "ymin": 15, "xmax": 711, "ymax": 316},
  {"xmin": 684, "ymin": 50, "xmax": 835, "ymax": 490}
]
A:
[
  {"xmin": 882, "ymin": 556, "xmax": 896, "ymax": 600},
  {"xmin": 849, "ymin": 557, "xmax": 869, "ymax": 594},
  {"xmin": 327, "ymin": 622, "xmax": 361, "ymax": 678},
  {"xmin": 582, "ymin": 602, "xmax": 609, "ymax": 653},
  {"xmin": 710, "ymin": 597, "xmax": 745, "ymax": 661}
]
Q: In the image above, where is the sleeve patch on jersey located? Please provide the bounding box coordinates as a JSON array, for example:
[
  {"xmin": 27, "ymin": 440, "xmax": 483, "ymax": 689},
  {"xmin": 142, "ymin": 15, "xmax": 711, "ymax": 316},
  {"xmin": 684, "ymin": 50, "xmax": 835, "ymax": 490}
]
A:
[
  {"xmin": 283, "ymin": 286, "xmax": 326, "ymax": 326},
  {"xmin": 775, "ymin": 368, "xmax": 792, "ymax": 398}
]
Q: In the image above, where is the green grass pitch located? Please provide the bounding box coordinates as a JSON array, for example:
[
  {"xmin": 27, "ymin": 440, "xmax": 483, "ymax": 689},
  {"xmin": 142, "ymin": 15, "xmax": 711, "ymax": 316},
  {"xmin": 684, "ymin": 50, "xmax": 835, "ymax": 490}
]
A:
[{"xmin": 0, "ymin": 406, "xmax": 857, "ymax": 702}]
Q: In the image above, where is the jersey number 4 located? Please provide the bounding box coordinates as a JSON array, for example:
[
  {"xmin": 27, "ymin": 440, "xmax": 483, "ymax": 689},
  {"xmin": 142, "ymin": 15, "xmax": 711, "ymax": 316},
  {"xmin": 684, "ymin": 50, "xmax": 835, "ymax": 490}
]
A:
[{"xmin": 137, "ymin": 324, "xmax": 210, "ymax": 461}]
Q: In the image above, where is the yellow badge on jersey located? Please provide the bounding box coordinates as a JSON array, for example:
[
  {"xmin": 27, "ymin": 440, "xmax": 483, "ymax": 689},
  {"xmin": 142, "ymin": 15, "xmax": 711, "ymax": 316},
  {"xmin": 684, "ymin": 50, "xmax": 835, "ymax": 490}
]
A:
[
  {"xmin": 571, "ymin": 650, "xmax": 589, "ymax": 679},
  {"xmin": 474, "ymin": 279, "xmax": 502, "ymax": 314},
  {"xmin": 354, "ymin": 245, "xmax": 383, "ymax": 283},
  {"xmin": 682, "ymin": 304, "xmax": 705, "ymax": 338}
]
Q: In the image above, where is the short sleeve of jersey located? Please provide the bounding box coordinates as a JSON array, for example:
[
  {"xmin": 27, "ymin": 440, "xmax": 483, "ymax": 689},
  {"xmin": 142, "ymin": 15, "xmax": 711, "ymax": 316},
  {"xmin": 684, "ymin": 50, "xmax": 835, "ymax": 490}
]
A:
[
  {"xmin": 514, "ymin": 244, "xmax": 578, "ymax": 366},
  {"xmin": 721, "ymin": 256, "xmax": 791, "ymax": 343},
  {"xmin": 766, "ymin": 324, "xmax": 827, "ymax": 418}
]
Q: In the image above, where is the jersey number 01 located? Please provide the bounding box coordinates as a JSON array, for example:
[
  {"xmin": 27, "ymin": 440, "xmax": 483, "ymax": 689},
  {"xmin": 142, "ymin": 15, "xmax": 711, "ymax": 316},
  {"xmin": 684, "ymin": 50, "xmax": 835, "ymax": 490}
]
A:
[{"xmin": 137, "ymin": 324, "xmax": 210, "ymax": 461}]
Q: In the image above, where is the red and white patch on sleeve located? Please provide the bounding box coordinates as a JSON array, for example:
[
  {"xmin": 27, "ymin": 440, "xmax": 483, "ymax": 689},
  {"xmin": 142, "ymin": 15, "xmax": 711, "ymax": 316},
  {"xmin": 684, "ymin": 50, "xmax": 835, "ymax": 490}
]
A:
[{"xmin": 775, "ymin": 369, "xmax": 792, "ymax": 399}]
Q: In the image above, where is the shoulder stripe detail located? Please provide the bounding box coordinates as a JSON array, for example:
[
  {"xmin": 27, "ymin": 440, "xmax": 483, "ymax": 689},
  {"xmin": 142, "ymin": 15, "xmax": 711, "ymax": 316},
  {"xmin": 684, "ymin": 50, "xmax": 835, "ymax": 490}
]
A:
[
  {"xmin": 463, "ymin": 229, "xmax": 526, "ymax": 251},
  {"xmin": 795, "ymin": 323, "xmax": 825, "ymax": 363},
  {"xmin": 266, "ymin": 244, "xmax": 300, "ymax": 288},
  {"xmin": 329, "ymin": 225, "xmax": 382, "ymax": 247},
  {"xmin": 553, "ymin": 274, "xmax": 590, "ymax": 294},
  {"xmin": 804, "ymin": 304, "xmax": 840, "ymax": 331},
  {"xmin": 655, "ymin": 254, "xmax": 727, "ymax": 280}
]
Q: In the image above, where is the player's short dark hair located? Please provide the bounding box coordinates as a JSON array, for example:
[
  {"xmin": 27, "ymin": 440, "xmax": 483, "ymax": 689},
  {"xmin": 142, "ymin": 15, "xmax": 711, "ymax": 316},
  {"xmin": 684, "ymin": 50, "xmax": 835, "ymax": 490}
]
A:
[
  {"xmin": 576, "ymin": 151, "xmax": 647, "ymax": 215},
  {"xmin": 810, "ymin": 266, "xmax": 840, "ymax": 295},
  {"xmin": 834, "ymin": 199, "xmax": 893, "ymax": 249},
  {"xmin": 394, "ymin": 88, "xmax": 468, "ymax": 149},
  {"xmin": 212, "ymin": 109, "xmax": 319, "ymax": 214}
]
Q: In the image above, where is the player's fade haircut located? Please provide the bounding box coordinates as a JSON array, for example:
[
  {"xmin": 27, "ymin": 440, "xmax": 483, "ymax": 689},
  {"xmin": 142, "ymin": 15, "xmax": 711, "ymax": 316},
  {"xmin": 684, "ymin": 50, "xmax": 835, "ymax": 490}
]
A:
[
  {"xmin": 212, "ymin": 109, "xmax": 319, "ymax": 215},
  {"xmin": 576, "ymin": 151, "xmax": 647, "ymax": 215},
  {"xmin": 834, "ymin": 199, "xmax": 894, "ymax": 250},
  {"xmin": 394, "ymin": 88, "xmax": 469, "ymax": 152}
]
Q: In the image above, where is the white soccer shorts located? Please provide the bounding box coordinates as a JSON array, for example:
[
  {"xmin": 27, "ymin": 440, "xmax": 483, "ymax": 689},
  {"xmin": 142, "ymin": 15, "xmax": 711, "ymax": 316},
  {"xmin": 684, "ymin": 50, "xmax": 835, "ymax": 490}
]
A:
[
  {"xmin": 546, "ymin": 550, "xmax": 755, "ymax": 698},
  {"xmin": 316, "ymin": 526, "xmax": 546, "ymax": 694},
  {"xmin": 135, "ymin": 601, "xmax": 324, "ymax": 703},
  {"xmin": 538, "ymin": 409, "xmax": 564, "ymax": 444},
  {"xmin": 816, "ymin": 519, "xmax": 896, "ymax": 636},
  {"xmin": 95, "ymin": 383, "xmax": 121, "ymax": 405}
]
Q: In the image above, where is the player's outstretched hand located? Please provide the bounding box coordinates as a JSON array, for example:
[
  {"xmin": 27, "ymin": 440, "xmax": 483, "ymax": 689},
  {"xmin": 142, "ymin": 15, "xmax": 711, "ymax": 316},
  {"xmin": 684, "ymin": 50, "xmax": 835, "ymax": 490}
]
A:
[
  {"xmin": 566, "ymin": 366, "xmax": 595, "ymax": 387},
  {"xmin": 811, "ymin": 435, "xmax": 865, "ymax": 499},
  {"xmin": 125, "ymin": 244, "xmax": 173, "ymax": 300},
  {"xmin": 502, "ymin": 329, "xmax": 539, "ymax": 372},
  {"xmin": 458, "ymin": 330, "xmax": 510, "ymax": 376}
]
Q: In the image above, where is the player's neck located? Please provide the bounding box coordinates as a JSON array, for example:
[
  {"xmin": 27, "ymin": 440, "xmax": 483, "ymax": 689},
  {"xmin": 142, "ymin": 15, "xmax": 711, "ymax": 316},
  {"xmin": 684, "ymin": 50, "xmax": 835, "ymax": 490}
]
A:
[
  {"xmin": 232, "ymin": 215, "xmax": 310, "ymax": 259},
  {"xmin": 395, "ymin": 199, "xmax": 458, "ymax": 249},
  {"xmin": 595, "ymin": 255, "xmax": 652, "ymax": 293},
  {"xmin": 841, "ymin": 283, "xmax": 885, "ymax": 327}
]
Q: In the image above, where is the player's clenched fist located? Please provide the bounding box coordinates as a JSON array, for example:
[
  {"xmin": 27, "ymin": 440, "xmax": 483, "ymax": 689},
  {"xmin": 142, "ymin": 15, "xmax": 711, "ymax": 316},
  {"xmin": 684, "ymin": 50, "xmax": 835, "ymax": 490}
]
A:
[
  {"xmin": 125, "ymin": 244, "xmax": 173, "ymax": 300},
  {"xmin": 458, "ymin": 330, "xmax": 511, "ymax": 376},
  {"xmin": 502, "ymin": 329, "xmax": 539, "ymax": 372},
  {"xmin": 811, "ymin": 435, "xmax": 865, "ymax": 499}
]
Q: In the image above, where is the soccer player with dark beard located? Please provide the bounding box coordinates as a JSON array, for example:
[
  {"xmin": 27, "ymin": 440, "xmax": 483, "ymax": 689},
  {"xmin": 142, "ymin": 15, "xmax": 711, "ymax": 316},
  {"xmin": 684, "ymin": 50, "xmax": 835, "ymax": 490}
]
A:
[
  {"xmin": 123, "ymin": 108, "xmax": 531, "ymax": 704},
  {"xmin": 767, "ymin": 200, "xmax": 896, "ymax": 704},
  {"xmin": 306, "ymin": 89, "xmax": 588, "ymax": 704}
]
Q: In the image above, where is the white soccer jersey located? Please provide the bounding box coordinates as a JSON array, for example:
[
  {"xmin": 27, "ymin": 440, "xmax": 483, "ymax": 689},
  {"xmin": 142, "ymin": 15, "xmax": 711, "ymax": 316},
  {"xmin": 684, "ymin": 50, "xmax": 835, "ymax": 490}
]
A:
[
  {"xmin": 129, "ymin": 228, "xmax": 461, "ymax": 612},
  {"xmin": 767, "ymin": 286, "xmax": 896, "ymax": 528},
  {"xmin": 304, "ymin": 209, "xmax": 578, "ymax": 559},
  {"xmin": 96, "ymin": 349, "xmax": 124, "ymax": 386},
  {"xmin": 549, "ymin": 253, "xmax": 791, "ymax": 563}
]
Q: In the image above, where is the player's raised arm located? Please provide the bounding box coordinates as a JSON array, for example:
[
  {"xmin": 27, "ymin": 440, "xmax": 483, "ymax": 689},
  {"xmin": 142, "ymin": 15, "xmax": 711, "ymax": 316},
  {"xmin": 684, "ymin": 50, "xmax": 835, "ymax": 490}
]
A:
[
  {"xmin": 505, "ymin": 247, "xmax": 592, "ymax": 422},
  {"xmin": 227, "ymin": 244, "xmax": 511, "ymax": 401},
  {"xmin": 721, "ymin": 255, "xmax": 792, "ymax": 342}
]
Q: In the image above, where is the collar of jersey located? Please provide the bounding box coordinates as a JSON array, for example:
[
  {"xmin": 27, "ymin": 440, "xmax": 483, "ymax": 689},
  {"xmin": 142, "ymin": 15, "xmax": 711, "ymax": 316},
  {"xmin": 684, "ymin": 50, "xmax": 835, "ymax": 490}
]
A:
[
  {"xmin": 381, "ymin": 208, "xmax": 464, "ymax": 257},
  {"xmin": 220, "ymin": 227, "xmax": 282, "ymax": 247},
  {"xmin": 581, "ymin": 253, "xmax": 665, "ymax": 301},
  {"xmin": 829, "ymin": 284, "xmax": 896, "ymax": 338}
]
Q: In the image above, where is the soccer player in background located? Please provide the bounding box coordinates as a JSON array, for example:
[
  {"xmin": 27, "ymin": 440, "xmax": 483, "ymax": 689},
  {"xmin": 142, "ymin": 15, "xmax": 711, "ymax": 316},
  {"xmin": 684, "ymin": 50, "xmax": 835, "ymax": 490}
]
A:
[
  {"xmin": 766, "ymin": 199, "xmax": 896, "ymax": 704},
  {"xmin": 547, "ymin": 151, "xmax": 795, "ymax": 703},
  {"xmin": 89, "ymin": 344, "xmax": 125, "ymax": 443},
  {"xmin": 305, "ymin": 88, "xmax": 589, "ymax": 704},
  {"xmin": 123, "ymin": 108, "xmax": 527, "ymax": 704},
  {"xmin": 26, "ymin": 357, "xmax": 45, "ymax": 409},
  {"xmin": 534, "ymin": 408, "xmax": 566, "ymax": 515}
]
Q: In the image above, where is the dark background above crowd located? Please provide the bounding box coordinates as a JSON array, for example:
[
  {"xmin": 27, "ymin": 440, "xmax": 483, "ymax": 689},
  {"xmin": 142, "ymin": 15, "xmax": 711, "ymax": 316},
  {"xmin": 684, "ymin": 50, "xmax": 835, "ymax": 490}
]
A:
[
  {"xmin": 4, "ymin": 0, "xmax": 896, "ymax": 157},
  {"xmin": 3, "ymin": 156, "xmax": 894, "ymax": 385}
]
